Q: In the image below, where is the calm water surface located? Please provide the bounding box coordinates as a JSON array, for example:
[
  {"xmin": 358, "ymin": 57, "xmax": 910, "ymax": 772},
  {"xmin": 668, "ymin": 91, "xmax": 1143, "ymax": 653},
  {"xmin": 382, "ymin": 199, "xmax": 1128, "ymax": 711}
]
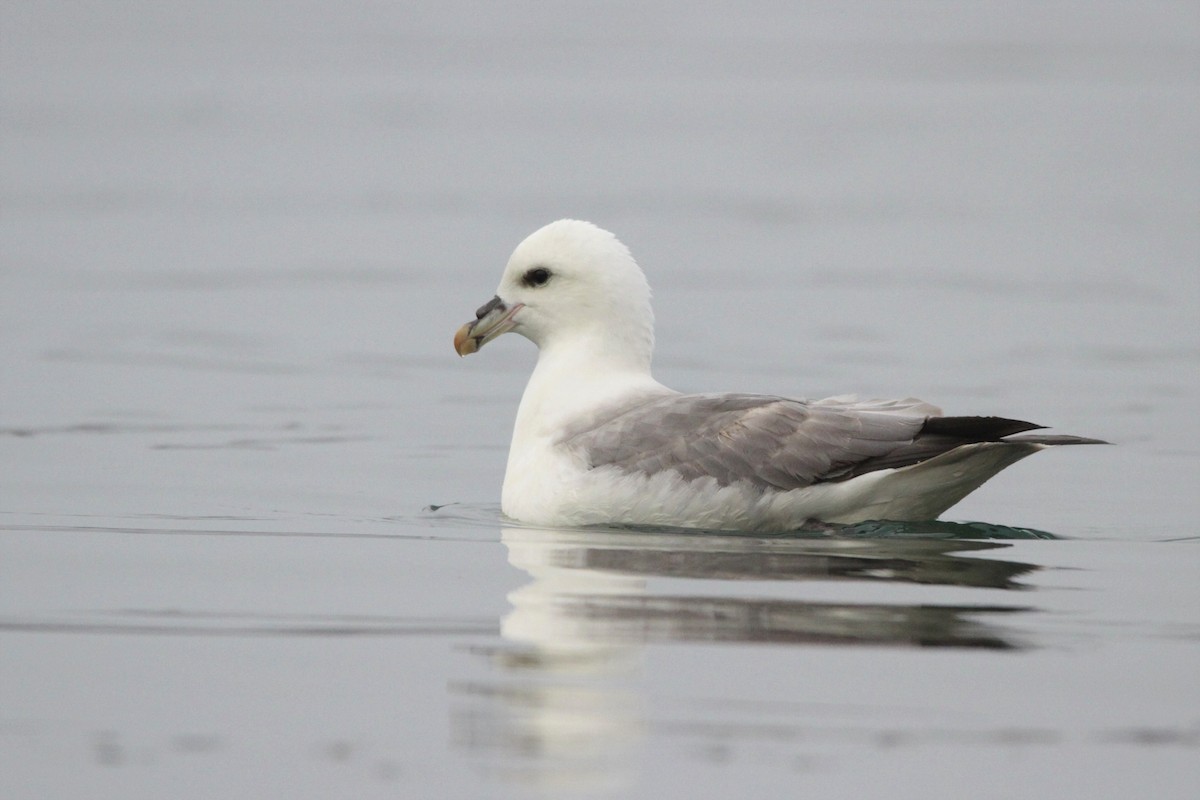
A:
[{"xmin": 2, "ymin": 3, "xmax": 1198, "ymax": 798}]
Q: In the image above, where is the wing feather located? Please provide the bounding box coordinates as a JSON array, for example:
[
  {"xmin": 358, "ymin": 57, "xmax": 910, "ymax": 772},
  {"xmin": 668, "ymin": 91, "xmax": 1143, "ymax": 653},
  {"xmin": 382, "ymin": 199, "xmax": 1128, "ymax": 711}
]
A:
[{"xmin": 559, "ymin": 393, "xmax": 935, "ymax": 491}]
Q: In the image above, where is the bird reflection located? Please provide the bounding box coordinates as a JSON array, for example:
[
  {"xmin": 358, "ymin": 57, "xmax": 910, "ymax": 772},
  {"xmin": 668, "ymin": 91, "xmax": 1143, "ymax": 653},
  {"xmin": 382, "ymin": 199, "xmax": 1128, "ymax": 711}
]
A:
[
  {"xmin": 498, "ymin": 526, "xmax": 1037, "ymax": 651},
  {"xmin": 453, "ymin": 522, "xmax": 1043, "ymax": 791}
]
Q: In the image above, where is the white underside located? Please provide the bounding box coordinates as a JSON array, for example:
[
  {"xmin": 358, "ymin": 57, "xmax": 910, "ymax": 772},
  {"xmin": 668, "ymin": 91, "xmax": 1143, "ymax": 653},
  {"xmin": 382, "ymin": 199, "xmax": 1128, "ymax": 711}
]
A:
[{"xmin": 502, "ymin": 433, "xmax": 1044, "ymax": 531}]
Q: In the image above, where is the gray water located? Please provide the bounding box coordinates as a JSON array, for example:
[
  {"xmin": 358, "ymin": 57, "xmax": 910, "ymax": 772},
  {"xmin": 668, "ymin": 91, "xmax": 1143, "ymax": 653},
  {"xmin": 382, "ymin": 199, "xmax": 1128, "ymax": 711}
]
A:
[{"xmin": 2, "ymin": 3, "xmax": 1198, "ymax": 798}]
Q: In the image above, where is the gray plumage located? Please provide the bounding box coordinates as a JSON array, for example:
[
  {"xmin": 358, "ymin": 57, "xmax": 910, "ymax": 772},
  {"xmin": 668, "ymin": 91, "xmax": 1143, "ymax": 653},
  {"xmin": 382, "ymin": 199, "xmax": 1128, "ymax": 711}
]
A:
[{"xmin": 559, "ymin": 393, "xmax": 1105, "ymax": 493}]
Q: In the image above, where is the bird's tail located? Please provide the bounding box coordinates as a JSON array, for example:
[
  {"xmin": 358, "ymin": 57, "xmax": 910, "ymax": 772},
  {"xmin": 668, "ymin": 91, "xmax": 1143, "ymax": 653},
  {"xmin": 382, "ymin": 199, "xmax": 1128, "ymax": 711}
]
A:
[{"xmin": 1003, "ymin": 434, "xmax": 1109, "ymax": 446}]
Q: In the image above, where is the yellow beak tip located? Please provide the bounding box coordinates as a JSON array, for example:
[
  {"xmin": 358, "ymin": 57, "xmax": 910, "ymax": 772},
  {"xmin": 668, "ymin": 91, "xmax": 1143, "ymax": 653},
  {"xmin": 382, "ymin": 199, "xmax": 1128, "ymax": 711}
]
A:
[{"xmin": 454, "ymin": 323, "xmax": 478, "ymax": 356}]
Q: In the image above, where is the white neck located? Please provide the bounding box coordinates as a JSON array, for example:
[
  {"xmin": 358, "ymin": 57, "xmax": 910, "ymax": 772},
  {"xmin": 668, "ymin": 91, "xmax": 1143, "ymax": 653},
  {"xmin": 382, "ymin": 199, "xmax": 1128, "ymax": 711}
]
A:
[{"xmin": 511, "ymin": 333, "xmax": 669, "ymax": 446}]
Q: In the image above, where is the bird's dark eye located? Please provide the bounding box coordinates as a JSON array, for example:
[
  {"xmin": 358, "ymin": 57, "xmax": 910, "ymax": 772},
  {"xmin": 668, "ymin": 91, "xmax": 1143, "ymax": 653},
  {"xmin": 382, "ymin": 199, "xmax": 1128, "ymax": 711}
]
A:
[{"xmin": 522, "ymin": 267, "xmax": 552, "ymax": 287}]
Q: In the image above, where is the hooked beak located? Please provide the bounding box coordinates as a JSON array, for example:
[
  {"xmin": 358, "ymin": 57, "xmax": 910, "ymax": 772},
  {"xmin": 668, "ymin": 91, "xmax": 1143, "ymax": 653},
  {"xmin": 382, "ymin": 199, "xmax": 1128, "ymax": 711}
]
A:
[{"xmin": 454, "ymin": 295, "xmax": 524, "ymax": 356}]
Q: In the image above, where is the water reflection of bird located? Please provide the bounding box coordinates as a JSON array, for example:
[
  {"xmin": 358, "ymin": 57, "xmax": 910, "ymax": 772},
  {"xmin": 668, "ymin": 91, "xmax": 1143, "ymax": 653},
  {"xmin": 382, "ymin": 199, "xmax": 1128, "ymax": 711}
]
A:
[
  {"xmin": 497, "ymin": 525, "xmax": 1036, "ymax": 651},
  {"xmin": 454, "ymin": 220, "xmax": 1105, "ymax": 531},
  {"xmin": 453, "ymin": 523, "xmax": 1041, "ymax": 791}
]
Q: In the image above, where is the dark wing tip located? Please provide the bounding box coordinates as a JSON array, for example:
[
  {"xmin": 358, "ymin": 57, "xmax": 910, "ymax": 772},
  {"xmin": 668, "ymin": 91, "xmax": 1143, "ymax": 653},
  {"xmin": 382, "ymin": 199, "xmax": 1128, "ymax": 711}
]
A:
[{"xmin": 920, "ymin": 416, "xmax": 1045, "ymax": 441}]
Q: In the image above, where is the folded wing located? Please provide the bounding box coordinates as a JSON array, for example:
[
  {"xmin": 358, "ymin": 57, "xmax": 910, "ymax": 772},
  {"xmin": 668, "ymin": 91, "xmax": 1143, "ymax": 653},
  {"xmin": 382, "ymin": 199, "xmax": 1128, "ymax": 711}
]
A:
[{"xmin": 559, "ymin": 392, "xmax": 1084, "ymax": 491}]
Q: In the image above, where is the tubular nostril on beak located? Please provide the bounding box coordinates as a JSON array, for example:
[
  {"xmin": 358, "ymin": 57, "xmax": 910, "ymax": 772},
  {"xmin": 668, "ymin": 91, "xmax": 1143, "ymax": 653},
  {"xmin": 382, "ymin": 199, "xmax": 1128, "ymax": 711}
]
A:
[{"xmin": 475, "ymin": 295, "xmax": 504, "ymax": 320}]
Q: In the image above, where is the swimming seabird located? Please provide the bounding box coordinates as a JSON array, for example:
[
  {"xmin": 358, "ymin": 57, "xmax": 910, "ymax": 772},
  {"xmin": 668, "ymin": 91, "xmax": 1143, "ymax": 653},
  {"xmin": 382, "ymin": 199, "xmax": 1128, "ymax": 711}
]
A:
[{"xmin": 454, "ymin": 219, "xmax": 1104, "ymax": 531}]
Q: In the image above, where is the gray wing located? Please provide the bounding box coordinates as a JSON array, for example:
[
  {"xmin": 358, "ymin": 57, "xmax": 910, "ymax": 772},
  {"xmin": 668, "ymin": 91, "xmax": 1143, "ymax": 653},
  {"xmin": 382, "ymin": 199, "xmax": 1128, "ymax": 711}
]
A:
[{"xmin": 559, "ymin": 393, "xmax": 957, "ymax": 490}]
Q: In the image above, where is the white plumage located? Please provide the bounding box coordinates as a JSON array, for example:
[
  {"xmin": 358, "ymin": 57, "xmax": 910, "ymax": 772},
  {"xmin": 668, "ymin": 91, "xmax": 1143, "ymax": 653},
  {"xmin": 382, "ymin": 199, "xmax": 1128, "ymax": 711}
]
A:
[{"xmin": 454, "ymin": 220, "xmax": 1102, "ymax": 531}]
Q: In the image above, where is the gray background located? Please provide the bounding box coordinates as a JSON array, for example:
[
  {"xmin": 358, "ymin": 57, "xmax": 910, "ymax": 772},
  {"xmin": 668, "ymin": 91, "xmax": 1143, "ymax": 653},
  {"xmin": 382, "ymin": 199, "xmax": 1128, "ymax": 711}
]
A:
[{"xmin": 3, "ymin": 3, "xmax": 1198, "ymax": 798}]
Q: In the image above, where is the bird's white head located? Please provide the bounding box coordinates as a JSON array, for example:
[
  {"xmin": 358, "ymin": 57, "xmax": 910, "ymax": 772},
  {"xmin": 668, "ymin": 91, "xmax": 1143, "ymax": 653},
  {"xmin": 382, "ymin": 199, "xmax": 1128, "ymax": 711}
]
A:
[{"xmin": 454, "ymin": 220, "xmax": 655, "ymax": 370}]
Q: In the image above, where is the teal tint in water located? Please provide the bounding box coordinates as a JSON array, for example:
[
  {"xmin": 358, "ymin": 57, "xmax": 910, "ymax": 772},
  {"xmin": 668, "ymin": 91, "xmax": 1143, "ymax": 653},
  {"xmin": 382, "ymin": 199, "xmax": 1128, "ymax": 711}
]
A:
[{"xmin": 832, "ymin": 519, "xmax": 1059, "ymax": 539}]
